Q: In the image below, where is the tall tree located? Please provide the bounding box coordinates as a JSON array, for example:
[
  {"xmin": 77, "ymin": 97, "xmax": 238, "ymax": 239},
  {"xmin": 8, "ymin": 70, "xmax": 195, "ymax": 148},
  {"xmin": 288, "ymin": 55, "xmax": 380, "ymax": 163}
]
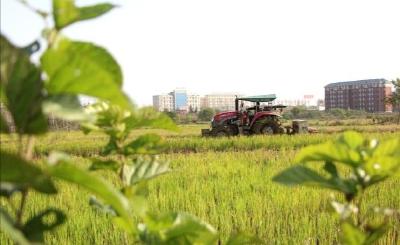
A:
[
  {"xmin": 198, "ymin": 108, "xmax": 215, "ymax": 121},
  {"xmin": 385, "ymin": 78, "xmax": 400, "ymax": 123}
]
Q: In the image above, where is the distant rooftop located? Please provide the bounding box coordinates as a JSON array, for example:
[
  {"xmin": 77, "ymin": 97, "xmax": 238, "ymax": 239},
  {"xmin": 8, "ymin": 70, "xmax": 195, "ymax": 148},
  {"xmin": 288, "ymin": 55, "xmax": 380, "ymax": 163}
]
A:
[
  {"xmin": 236, "ymin": 94, "xmax": 277, "ymax": 102},
  {"xmin": 325, "ymin": 78, "xmax": 389, "ymax": 88},
  {"xmin": 204, "ymin": 93, "xmax": 242, "ymax": 96}
]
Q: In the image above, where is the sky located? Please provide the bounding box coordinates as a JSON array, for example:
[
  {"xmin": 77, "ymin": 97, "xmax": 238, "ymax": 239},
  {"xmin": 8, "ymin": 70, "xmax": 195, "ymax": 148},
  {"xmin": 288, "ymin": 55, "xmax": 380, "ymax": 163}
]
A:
[{"xmin": 1, "ymin": 0, "xmax": 400, "ymax": 106}]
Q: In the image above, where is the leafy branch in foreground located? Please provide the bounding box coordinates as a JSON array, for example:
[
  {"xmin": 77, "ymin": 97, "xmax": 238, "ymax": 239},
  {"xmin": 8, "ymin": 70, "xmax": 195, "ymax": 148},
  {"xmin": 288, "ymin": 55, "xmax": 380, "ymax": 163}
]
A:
[
  {"xmin": 1, "ymin": 0, "xmax": 129, "ymax": 242},
  {"xmin": 273, "ymin": 131, "xmax": 400, "ymax": 244},
  {"xmin": 1, "ymin": 0, "xmax": 259, "ymax": 243}
]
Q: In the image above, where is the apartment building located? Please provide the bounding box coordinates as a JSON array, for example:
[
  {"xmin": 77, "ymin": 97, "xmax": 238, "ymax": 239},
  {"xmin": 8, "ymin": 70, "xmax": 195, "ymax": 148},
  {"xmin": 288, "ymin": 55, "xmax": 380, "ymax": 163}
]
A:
[
  {"xmin": 202, "ymin": 94, "xmax": 243, "ymax": 111},
  {"xmin": 153, "ymin": 89, "xmax": 200, "ymax": 112},
  {"xmin": 325, "ymin": 79, "xmax": 393, "ymax": 112},
  {"xmin": 188, "ymin": 94, "xmax": 201, "ymax": 112},
  {"xmin": 152, "ymin": 94, "xmax": 174, "ymax": 112}
]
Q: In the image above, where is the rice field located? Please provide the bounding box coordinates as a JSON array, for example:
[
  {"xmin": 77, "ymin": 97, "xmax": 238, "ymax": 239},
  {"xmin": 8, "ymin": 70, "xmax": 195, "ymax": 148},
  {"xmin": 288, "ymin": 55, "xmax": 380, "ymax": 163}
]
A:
[{"xmin": 1, "ymin": 124, "xmax": 399, "ymax": 244}]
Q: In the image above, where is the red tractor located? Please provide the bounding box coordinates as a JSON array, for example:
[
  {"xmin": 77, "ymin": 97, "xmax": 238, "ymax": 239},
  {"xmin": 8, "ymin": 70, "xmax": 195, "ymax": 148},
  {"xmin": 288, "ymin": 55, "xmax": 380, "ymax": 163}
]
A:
[{"xmin": 201, "ymin": 94, "xmax": 309, "ymax": 136}]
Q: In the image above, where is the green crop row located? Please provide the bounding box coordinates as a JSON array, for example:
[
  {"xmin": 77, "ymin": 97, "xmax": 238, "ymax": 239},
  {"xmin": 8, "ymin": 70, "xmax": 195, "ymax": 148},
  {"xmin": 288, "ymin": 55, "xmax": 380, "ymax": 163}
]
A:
[
  {"xmin": 1, "ymin": 148, "xmax": 399, "ymax": 244},
  {"xmin": 1, "ymin": 129, "xmax": 399, "ymax": 156},
  {"xmin": 1, "ymin": 129, "xmax": 399, "ymax": 244}
]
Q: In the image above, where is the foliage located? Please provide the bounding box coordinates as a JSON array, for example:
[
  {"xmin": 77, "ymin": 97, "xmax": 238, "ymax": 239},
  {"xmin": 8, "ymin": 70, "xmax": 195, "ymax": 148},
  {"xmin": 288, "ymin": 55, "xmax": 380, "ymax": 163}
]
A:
[
  {"xmin": 1, "ymin": 1, "xmax": 252, "ymax": 244},
  {"xmin": 290, "ymin": 106, "xmax": 302, "ymax": 117},
  {"xmin": 385, "ymin": 78, "xmax": 400, "ymax": 123},
  {"xmin": 163, "ymin": 110, "xmax": 177, "ymax": 122},
  {"xmin": 41, "ymin": 36, "xmax": 132, "ymax": 110},
  {"xmin": 273, "ymin": 131, "xmax": 400, "ymax": 244},
  {"xmin": 282, "ymin": 106, "xmax": 372, "ymax": 120},
  {"xmin": 1, "ymin": 0, "xmax": 398, "ymax": 244},
  {"xmin": 0, "ymin": 0, "xmax": 177, "ymax": 243},
  {"xmin": 52, "ymin": 0, "xmax": 116, "ymax": 30},
  {"xmin": 0, "ymin": 36, "xmax": 47, "ymax": 135},
  {"xmin": 385, "ymin": 78, "xmax": 400, "ymax": 108},
  {"xmin": 198, "ymin": 108, "xmax": 215, "ymax": 122}
]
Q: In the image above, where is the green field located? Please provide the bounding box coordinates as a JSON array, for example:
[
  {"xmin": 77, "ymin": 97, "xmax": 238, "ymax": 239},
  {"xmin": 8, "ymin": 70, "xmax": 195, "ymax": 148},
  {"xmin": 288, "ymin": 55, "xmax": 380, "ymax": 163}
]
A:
[{"xmin": 1, "ymin": 124, "xmax": 399, "ymax": 244}]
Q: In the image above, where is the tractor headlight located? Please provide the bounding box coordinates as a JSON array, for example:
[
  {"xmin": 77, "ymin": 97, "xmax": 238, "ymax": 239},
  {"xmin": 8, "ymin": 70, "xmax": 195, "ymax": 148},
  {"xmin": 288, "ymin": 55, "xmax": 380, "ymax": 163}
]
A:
[{"xmin": 210, "ymin": 118, "xmax": 216, "ymax": 128}]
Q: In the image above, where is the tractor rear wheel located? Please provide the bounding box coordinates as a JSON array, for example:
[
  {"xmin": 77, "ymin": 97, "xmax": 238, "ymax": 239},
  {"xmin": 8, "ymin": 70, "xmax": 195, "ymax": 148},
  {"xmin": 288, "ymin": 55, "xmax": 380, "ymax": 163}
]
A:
[{"xmin": 260, "ymin": 124, "xmax": 275, "ymax": 134}]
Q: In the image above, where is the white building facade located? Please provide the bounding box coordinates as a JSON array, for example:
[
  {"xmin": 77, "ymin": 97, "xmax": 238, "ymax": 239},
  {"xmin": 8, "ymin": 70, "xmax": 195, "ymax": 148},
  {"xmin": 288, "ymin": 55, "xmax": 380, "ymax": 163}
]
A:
[
  {"xmin": 152, "ymin": 94, "xmax": 174, "ymax": 112},
  {"xmin": 188, "ymin": 94, "xmax": 201, "ymax": 112},
  {"xmin": 153, "ymin": 89, "xmax": 201, "ymax": 112},
  {"xmin": 202, "ymin": 94, "xmax": 242, "ymax": 111}
]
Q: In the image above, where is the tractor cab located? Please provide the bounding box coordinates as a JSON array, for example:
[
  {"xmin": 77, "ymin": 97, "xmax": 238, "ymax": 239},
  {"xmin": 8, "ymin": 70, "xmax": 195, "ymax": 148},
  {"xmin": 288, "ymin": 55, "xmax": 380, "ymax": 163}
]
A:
[{"xmin": 235, "ymin": 95, "xmax": 285, "ymax": 132}]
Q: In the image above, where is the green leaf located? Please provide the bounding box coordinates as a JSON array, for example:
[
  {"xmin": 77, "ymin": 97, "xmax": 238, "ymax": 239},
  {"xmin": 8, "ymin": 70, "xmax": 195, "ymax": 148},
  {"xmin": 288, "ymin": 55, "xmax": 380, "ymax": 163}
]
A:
[
  {"xmin": 121, "ymin": 182, "xmax": 150, "ymax": 217},
  {"xmin": 139, "ymin": 212, "xmax": 218, "ymax": 244},
  {"xmin": 130, "ymin": 195, "xmax": 148, "ymax": 218},
  {"xmin": 364, "ymin": 223, "xmax": 388, "ymax": 245},
  {"xmin": 124, "ymin": 134, "xmax": 164, "ymax": 155},
  {"xmin": 373, "ymin": 138, "xmax": 400, "ymax": 157},
  {"xmin": 22, "ymin": 208, "xmax": 66, "ymax": 243},
  {"xmin": 89, "ymin": 158, "xmax": 120, "ymax": 172},
  {"xmin": 123, "ymin": 157, "xmax": 170, "ymax": 185},
  {"xmin": 47, "ymin": 152, "xmax": 135, "ymax": 233},
  {"xmin": 101, "ymin": 139, "xmax": 119, "ymax": 156},
  {"xmin": 41, "ymin": 37, "xmax": 132, "ymax": 109},
  {"xmin": 0, "ymin": 182, "xmax": 24, "ymax": 197},
  {"xmin": 0, "ymin": 151, "xmax": 57, "ymax": 194},
  {"xmin": 89, "ymin": 195, "xmax": 117, "ymax": 216},
  {"xmin": 338, "ymin": 131, "xmax": 364, "ymax": 150},
  {"xmin": 0, "ymin": 207, "xmax": 29, "ymax": 245},
  {"xmin": 364, "ymin": 156, "xmax": 400, "ymax": 184},
  {"xmin": 124, "ymin": 181, "xmax": 149, "ymax": 197},
  {"xmin": 295, "ymin": 131, "xmax": 368, "ymax": 167},
  {"xmin": 324, "ymin": 161, "xmax": 338, "ymax": 177},
  {"xmin": 340, "ymin": 222, "xmax": 367, "ymax": 245},
  {"xmin": 0, "ymin": 114, "xmax": 9, "ymax": 133},
  {"xmin": 295, "ymin": 141, "xmax": 362, "ymax": 167},
  {"xmin": 273, "ymin": 165, "xmax": 330, "ymax": 186},
  {"xmin": 79, "ymin": 3, "xmax": 116, "ymax": 21},
  {"xmin": 272, "ymin": 165, "xmax": 356, "ymax": 194},
  {"xmin": 0, "ymin": 35, "xmax": 47, "ymax": 135},
  {"xmin": 83, "ymin": 102, "xmax": 132, "ymax": 137},
  {"xmin": 52, "ymin": 0, "xmax": 79, "ymax": 30},
  {"xmin": 43, "ymin": 94, "xmax": 95, "ymax": 122},
  {"xmin": 53, "ymin": 0, "xmax": 116, "ymax": 30},
  {"xmin": 226, "ymin": 232, "xmax": 263, "ymax": 245},
  {"xmin": 363, "ymin": 138, "xmax": 400, "ymax": 183}
]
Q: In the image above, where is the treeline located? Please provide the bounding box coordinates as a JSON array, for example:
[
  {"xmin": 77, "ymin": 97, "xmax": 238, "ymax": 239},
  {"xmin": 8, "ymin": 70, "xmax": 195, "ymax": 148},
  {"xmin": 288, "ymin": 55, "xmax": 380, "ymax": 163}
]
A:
[
  {"xmin": 164, "ymin": 108, "xmax": 218, "ymax": 124},
  {"xmin": 282, "ymin": 106, "xmax": 399, "ymax": 124},
  {"xmin": 162, "ymin": 106, "xmax": 400, "ymax": 124},
  {"xmin": 283, "ymin": 107, "xmax": 371, "ymax": 120}
]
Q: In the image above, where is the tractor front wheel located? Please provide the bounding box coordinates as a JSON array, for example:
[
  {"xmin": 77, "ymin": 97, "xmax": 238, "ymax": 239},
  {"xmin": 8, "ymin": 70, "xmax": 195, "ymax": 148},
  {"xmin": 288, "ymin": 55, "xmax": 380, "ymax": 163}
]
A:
[
  {"xmin": 253, "ymin": 121, "xmax": 279, "ymax": 135},
  {"xmin": 211, "ymin": 125, "xmax": 238, "ymax": 137},
  {"xmin": 211, "ymin": 126, "xmax": 228, "ymax": 137}
]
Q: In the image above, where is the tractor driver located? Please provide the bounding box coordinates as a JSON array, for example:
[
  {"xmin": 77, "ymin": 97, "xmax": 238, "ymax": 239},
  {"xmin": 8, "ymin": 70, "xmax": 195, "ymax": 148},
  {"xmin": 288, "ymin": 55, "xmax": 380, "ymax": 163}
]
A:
[
  {"xmin": 255, "ymin": 102, "xmax": 261, "ymax": 112},
  {"xmin": 240, "ymin": 101, "xmax": 245, "ymax": 112},
  {"xmin": 240, "ymin": 101, "xmax": 248, "ymax": 125}
]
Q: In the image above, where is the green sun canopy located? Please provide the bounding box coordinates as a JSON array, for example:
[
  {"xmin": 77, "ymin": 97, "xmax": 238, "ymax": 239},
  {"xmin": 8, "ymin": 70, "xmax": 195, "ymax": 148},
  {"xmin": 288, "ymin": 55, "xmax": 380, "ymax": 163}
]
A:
[{"xmin": 236, "ymin": 94, "xmax": 277, "ymax": 102}]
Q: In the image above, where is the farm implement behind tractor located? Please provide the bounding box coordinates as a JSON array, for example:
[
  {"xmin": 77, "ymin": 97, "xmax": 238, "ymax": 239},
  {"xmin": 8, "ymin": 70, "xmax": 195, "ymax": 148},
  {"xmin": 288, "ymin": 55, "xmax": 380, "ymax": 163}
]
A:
[{"xmin": 201, "ymin": 94, "xmax": 314, "ymax": 137}]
